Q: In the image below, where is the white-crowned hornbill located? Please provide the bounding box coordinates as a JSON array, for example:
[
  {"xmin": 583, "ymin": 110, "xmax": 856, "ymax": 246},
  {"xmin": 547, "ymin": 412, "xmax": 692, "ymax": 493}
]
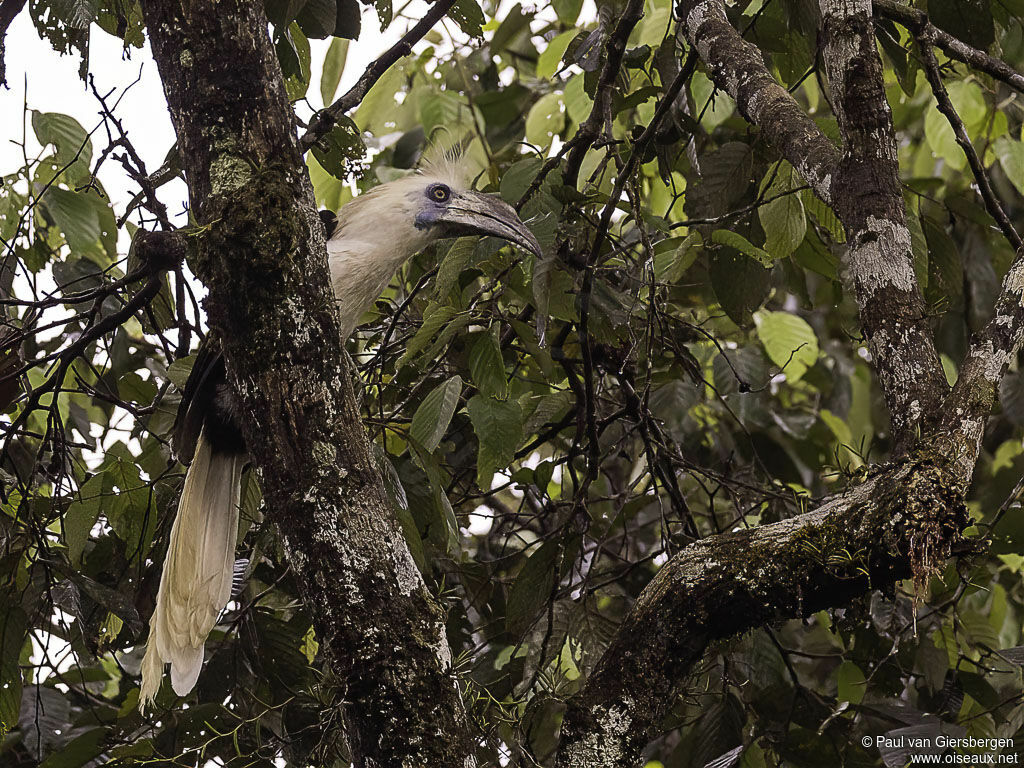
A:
[{"xmin": 139, "ymin": 159, "xmax": 541, "ymax": 709}]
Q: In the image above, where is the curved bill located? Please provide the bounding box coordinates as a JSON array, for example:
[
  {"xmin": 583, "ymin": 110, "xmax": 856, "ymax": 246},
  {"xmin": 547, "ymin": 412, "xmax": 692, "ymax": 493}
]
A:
[{"xmin": 436, "ymin": 191, "xmax": 543, "ymax": 257}]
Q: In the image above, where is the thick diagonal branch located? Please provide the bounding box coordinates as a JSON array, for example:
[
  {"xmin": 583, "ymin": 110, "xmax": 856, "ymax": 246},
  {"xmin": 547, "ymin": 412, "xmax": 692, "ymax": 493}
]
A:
[
  {"xmin": 554, "ymin": 456, "xmax": 969, "ymax": 767},
  {"xmin": 676, "ymin": 0, "xmax": 841, "ymax": 204},
  {"xmin": 140, "ymin": 0, "xmax": 473, "ymax": 764}
]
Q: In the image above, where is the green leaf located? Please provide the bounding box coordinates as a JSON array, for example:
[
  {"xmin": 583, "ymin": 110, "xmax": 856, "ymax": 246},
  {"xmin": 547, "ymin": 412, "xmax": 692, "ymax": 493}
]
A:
[
  {"xmin": 32, "ymin": 111, "xmax": 92, "ymax": 176},
  {"xmin": 280, "ymin": 23, "xmax": 312, "ymax": 100},
  {"xmin": 564, "ymin": 73, "xmax": 593, "ymax": 124},
  {"xmin": 43, "ymin": 188, "xmax": 100, "ymax": 253},
  {"xmin": 499, "ymin": 156, "xmax": 543, "ymax": 203},
  {"xmin": 398, "ymin": 303, "xmax": 459, "ymax": 368},
  {"xmin": 64, "ymin": 474, "xmax": 103, "ymax": 566},
  {"xmin": 296, "ymin": 0, "xmax": 336, "ymax": 39},
  {"xmin": 758, "ymin": 165, "xmax": 806, "ymax": 259},
  {"xmin": 710, "ymin": 249, "xmax": 770, "ymax": 325},
  {"xmin": 410, "ymin": 375, "xmax": 463, "ymax": 452},
  {"xmin": 930, "ymin": 0, "xmax": 994, "ymax": 52},
  {"xmin": 653, "ymin": 233, "xmax": 701, "ymax": 284},
  {"xmin": 836, "ymin": 660, "xmax": 866, "ymax": 705},
  {"xmin": 467, "ymin": 394, "xmax": 523, "ymax": 486},
  {"xmin": 354, "ymin": 62, "xmax": 405, "ymax": 131},
  {"xmin": 712, "ymin": 229, "xmax": 774, "ymax": 268},
  {"xmin": 924, "ymin": 101, "xmax": 965, "ymax": 171},
  {"xmin": 448, "ymin": 0, "xmax": 485, "ymax": 38},
  {"xmin": 994, "ymin": 136, "xmax": 1024, "ymax": 198},
  {"xmin": 320, "ymin": 37, "xmax": 349, "ymax": 105},
  {"xmin": 505, "ymin": 538, "xmax": 560, "ymax": 635},
  {"xmin": 691, "ymin": 70, "xmax": 735, "ymax": 132},
  {"xmin": 537, "ymin": 30, "xmax": 577, "ymax": 80},
  {"xmin": 469, "ymin": 327, "xmax": 508, "ymax": 400},
  {"xmin": 0, "ymin": 604, "xmax": 26, "ymax": 742},
  {"xmin": 753, "ymin": 310, "xmax": 819, "ymax": 383},
  {"xmin": 525, "ymin": 92, "xmax": 565, "ymax": 148},
  {"xmin": 552, "ymin": 0, "xmax": 582, "ymax": 24},
  {"xmin": 373, "ymin": 0, "xmax": 392, "ymax": 29},
  {"xmin": 433, "ymin": 237, "xmax": 477, "ymax": 303},
  {"xmin": 166, "ymin": 355, "xmax": 194, "ymax": 390},
  {"xmin": 310, "ymin": 116, "xmax": 365, "ymax": 180},
  {"xmin": 38, "ymin": 727, "xmax": 105, "ymax": 768}
]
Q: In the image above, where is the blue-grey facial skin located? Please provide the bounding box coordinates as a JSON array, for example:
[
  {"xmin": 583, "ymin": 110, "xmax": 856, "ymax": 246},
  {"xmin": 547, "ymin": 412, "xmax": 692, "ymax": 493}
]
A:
[
  {"xmin": 413, "ymin": 184, "xmax": 452, "ymax": 231},
  {"xmin": 417, "ymin": 186, "xmax": 543, "ymax": 256}
]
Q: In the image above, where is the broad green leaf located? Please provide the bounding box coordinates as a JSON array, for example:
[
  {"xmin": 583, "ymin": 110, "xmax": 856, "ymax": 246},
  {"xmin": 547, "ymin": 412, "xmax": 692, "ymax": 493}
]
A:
[
  {"xmin": 398, "ymin": 303, "xmax": 459, "ymax": 368},
  {"xmin": 320, "ymin": 37, "xmax": 349, "ymax": 105},
  {"xmin": 448, "ymin": 0, "xmax": 485, "ymax": 38},
  {"xmin": 552, "ymin": 0, "xmax": 582, "ymax": 23},
  {"xmin": 564, "ymin": 73, "xmax": 593, "ymax": 124},
  {"xmin": 295, "ymin": 0, "xmax": 337, "ymax": 39},
  {"xmin": 38, "ymin": 727, "xmax": 105, "ymax": 768},
  {"xmin": 310, "ymin": 116, "xmax": 364, "ymax": 180},
  {"xmin": 43, "ymin": 187, "xmax": 100, "ymax": 253},
  {"xmin": 505, "ymin": 538, "xmax": 560, "ymax": 635},
  {"xmin": 930, "ymin": 0, "xmax": 994, "ymax": 52},
  {"xmin": 469, "ymin": 327, "xmax": 508, "ymax": 399},
  {"xmin": 467, "ymin": 394, "xmax": 522, "ymax": 486},
  {"xmin": 653, "ymin": 233, "xmax": 701, "ymax": 284},
  {"xmin": 64, "ymin": 474, "xmax": 104, "ymax": 566},
  {"xmin": 410, "ymin": 375, "xmax": 463, "ymax": 451},
  {"xmin": 924, "ymin": 101, "xmax": 965, "ymax": 171},
  {"xmin": 945, "ymin": 80, "xmax": 987, "ymax": 135},
  {"xmin": 280, "ymin": 23, "xmax": 312, "ymax": 100},
  {"xmin": 525, "ymin": 92, "xmax": 564, "ymax": 148},
  {"xmin": 994, "ymin": 136, "xmax": 1024, "ymax": 197},
  {"xmin": 0, "ymin": 604, "xmax": 26, "ymax": 741},
  {"xmin": 691, "ymin": 71, "xmax": 735, "ymax": 132},
  {"xmin": 710, "ymin": 250, "xmax": 770, "ymax": 325},
  {"xmin": 433, "ymin": 237, "xmax": 477, "ymax": 303},
  {"xmin": 836, "ymin": 661, "xmax": 867, "ymax": 705},
  {"xmin": 354, "ymin": 63, "xmax": 405, "ymax": 131},
  {"xmin": 32, "ymin": 111, "xmax": 92, "ymax": 175},
  {"xmin": 754, "ymin": 310, "xmax": 819, "ymax": 382},
  {"xmin": 712, "ymin": 229, "xmax": 774, "ymax": 267},
  {"xmin": 758, "ymin": 165, "xmax": 806, "ymax": 259},
  {"xmin": 499, "ymin": 156, "xmax": 543, "ymax": 203},
  {"xmin": 537, "ymin": 30, "xmax": 577, "ymax": 80}
]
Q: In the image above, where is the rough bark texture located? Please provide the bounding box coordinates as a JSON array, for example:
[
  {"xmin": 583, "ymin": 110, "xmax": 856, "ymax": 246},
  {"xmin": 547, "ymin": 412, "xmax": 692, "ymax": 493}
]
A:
[
  {"xmin": 140, "ymin": 1, "xmax": 473, "ymax": 765},
  {"xmin": 676, "ymin": 0, "xmax": 841, "ymax": 205},
  {"xmin": 553, "ymin": 4, "xmax": 977, "ymax": 765},
  {"xmin": 678, "ymin": 0, "xmax": 948, "ymax": 447},
  {"xmin": 941, "ymin": 247, "xmax": 1024, "ymax": 480},
  {"xmin": 820, "ymin": 0, "xmax": 949, "ymax": 447},
  {"xmin": 554, "ymin": 456, "xmax": 970, "ymax": 768}
]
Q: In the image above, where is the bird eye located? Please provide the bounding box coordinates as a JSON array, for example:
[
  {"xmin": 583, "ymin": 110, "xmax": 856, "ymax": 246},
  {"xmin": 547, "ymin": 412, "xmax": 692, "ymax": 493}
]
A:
[{"xmin": 428, "ymin": 184, "xmax": 451, "ymax": 202}]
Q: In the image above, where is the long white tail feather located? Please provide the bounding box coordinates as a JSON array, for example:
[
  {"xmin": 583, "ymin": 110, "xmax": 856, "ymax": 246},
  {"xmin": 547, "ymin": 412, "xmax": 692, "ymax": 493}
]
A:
[{"xmin": 139, "ymin": 428, "xmax": 242, "ymax": 711}]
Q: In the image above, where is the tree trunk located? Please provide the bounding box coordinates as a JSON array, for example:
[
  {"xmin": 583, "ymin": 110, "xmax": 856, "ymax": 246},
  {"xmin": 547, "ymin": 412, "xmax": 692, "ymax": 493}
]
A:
[{"xmin": 140, "ymin": 1, "xmax": 474, "ymax": 764}]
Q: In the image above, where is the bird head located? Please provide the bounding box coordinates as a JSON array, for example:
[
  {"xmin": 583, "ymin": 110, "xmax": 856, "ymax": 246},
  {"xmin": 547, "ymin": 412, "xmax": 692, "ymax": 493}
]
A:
[
  {"xmin": 325, "ymin": 158, "xmax": 543, "ymax": 337},
  {"xmin": 409, "ymin": 181, "xmax": 542, "ymax": 257},
  {"xmin": 328, "ymin": 158, "xmax": 542, "ymax": 261}
]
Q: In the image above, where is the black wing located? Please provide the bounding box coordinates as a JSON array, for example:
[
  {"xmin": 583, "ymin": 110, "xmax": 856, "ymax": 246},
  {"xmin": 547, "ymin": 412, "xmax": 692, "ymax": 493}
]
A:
[{"xmin": 173, "ymin": 337, "xmax": 247, "ymax": 463}]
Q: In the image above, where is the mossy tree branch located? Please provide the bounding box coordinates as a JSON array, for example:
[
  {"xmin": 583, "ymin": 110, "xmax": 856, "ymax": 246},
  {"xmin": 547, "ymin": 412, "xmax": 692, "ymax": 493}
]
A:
[{"xmin": 554, "ymin": 456, "xmax": 970, "ymax": 768}]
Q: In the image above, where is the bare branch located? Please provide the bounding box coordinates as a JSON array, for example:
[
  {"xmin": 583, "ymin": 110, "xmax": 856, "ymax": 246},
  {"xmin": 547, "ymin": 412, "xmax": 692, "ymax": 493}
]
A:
[
  {"xmin": 873, "ymin": 0, "xmax": 1024, "ymax": 94},
  {"xmin": 298, "ymin": 0, "xmax": 457, "ymax": 153},
  {"xmin": 919, "ymin": 45, "xmax": 1021, "ymax": 252}
]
